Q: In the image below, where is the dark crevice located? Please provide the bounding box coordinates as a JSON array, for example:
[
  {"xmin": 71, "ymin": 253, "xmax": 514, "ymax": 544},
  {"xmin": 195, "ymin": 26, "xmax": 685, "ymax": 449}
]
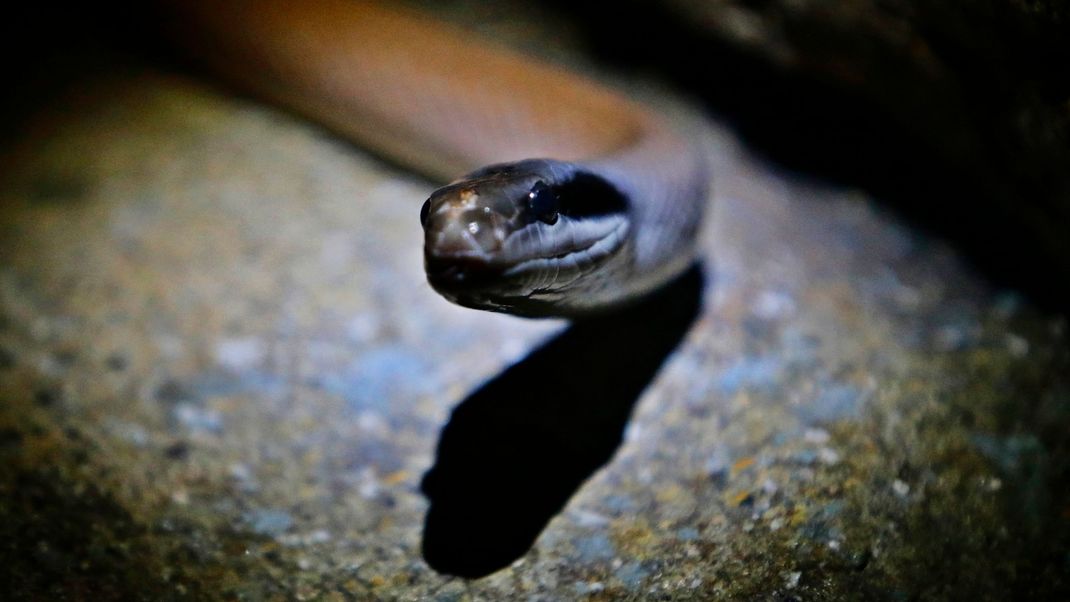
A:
[{"xmin": 537, "ymin": 0, "xmax": 1070, "ymax": 313}]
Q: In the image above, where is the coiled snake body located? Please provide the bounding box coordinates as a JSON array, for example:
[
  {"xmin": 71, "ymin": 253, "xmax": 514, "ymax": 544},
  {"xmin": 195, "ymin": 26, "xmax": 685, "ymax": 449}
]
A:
[{"xmin": 166, "ymin": 0, "xmax": 709, "ymax": 317}]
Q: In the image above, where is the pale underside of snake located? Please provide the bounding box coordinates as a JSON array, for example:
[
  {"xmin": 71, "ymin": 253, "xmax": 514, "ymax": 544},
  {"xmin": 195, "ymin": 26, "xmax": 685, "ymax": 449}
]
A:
[{"xmin": 163, "ymin": 0, "xmax": 710, "ymax": 317}]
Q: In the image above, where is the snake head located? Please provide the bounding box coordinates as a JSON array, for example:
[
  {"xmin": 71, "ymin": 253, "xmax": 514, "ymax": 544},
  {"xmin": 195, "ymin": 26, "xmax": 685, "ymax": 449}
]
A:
[{"xmin": 421, "ymin": 159, "xmax": 630, "ymax": 316}]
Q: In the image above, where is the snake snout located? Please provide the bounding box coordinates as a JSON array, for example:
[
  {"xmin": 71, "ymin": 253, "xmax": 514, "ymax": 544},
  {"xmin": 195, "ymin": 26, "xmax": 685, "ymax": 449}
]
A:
[
  {"xmin": 424, "ymin": 192, "xmax": 510, "ymax": 258},
  {"xmin": 423, "ymin": 202, "xmax": 511, "ymax": 294}
]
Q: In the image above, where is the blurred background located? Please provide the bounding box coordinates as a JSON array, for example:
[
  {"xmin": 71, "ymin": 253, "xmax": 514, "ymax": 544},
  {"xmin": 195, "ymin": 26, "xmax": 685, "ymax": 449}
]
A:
[{"xmin": 0, "ymin": 1, "xmax": 1067, "ymax": 599}]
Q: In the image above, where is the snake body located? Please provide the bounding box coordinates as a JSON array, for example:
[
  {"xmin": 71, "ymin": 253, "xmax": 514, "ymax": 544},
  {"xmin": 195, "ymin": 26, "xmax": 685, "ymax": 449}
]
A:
[{"xmin": 164, "ymin": 0, "xmax": 709, "ymax": 317}]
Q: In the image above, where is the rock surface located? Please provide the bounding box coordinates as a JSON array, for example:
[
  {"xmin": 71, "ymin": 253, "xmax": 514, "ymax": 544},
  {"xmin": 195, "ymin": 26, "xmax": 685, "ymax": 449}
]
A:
[{"xmin": 0, "ymin": 1, "xmax": 1067, "ymax": 600}]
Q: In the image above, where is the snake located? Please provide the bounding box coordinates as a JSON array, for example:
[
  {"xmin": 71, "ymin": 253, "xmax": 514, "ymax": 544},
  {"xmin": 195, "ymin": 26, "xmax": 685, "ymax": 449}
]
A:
[{"xmin": 161, "ymin": 0, "xmax": 709, "ymax": 317}]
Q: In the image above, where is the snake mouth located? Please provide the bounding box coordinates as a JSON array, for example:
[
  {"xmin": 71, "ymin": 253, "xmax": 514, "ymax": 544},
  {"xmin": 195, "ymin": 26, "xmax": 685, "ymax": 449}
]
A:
[{"xmin": 424, "ymin": 255, "xmax": 505, "ymax": 293}]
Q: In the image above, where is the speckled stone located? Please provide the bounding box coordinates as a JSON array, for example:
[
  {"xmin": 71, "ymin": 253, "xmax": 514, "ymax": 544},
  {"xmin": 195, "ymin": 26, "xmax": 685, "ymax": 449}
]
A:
[{"xmin": 0, "ymin": 4, "xmax": 1067, "ymax": 601}]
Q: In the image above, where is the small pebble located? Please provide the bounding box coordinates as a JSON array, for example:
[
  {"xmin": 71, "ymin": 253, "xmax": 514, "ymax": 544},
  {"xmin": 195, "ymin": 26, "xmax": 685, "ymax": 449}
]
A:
[
  {"xmin": 214, "ymin": 337, "xmax": 266, "ymax": 371},
  {"xmin": 345, "ymin": 313, "xmax": 380, "ymax": 343},
  {"xmin": 614, "ymin": 561, "xmax": 649, "ymax": 589},
  {"xmin": 243, "ymin": 508, "xmax": 294, "ymax": 536},
  {"xmin": 574, "ymin": 533, "xmax": 615, "ymax": 563},
  {"xmin": 818, "ymin": 447, "xmax": 840, "ymax": 465},
  {"xmin": 804, "ymin": 428, "xmax": 830, "ymax": 444},
  {"xmin": 574, "ymin": 581, "xmax": 604, "ymax": 595},
  {"xmin": 676, "ymin": 527, "xmax": 700, "ymax": 541},
  {"xmin": 570, "ymin": 509, "xmax": 610, "ymax": 528},
  {"xmin": 753, "ymin": 289, "xmax": 796, "ymax": 319},
  {"xmin": 173, "ymin": 403, "xmax": 224, "ymax": 434},
  {"xmin": 1004, "ymin": 334, "xmax": 1029, "ymax": 358},
  {"xmin": 785, "ymin": 571, "xmax": 801, "ymax": 589}
]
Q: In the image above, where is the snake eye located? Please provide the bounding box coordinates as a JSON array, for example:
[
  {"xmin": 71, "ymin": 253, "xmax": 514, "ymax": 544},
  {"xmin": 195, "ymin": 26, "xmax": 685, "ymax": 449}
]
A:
[
  {"xmin": 420, "ymin": 198, "xmax": 431, "ymax": 227},
  {"xmin": 527, "ymin": 181, "xmax": 559, "ymax": 225}
]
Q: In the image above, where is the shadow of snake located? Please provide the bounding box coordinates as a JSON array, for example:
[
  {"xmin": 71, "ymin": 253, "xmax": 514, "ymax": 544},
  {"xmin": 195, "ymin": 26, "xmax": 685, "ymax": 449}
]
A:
[{"xmin": 421, "ymin": 263, "xmax": 705, "ymax": 578}]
